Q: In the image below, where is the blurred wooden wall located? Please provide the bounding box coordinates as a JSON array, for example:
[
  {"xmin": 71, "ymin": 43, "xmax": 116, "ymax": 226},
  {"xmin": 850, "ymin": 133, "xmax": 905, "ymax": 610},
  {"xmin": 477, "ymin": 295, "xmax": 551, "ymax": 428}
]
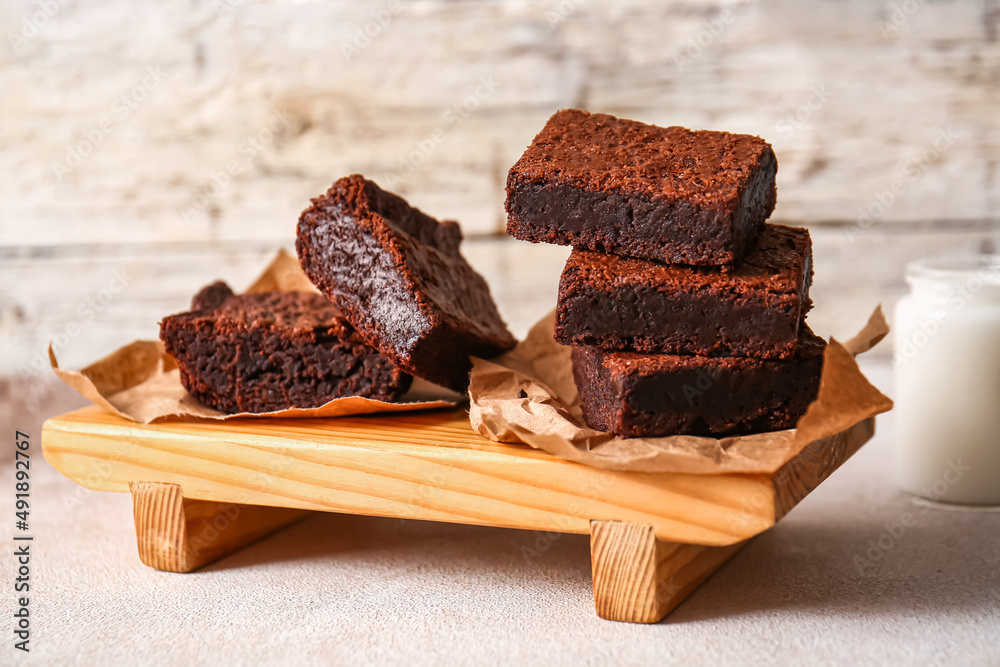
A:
[{"xmin": 1, "ymin": 0, "xmax": 999, "ymax": 375}]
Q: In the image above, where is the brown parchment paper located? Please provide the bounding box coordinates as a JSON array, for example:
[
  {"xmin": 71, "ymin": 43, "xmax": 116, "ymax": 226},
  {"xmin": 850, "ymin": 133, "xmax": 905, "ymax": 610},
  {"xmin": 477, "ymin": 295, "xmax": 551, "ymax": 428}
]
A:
[
  {"xmin": 51, "ymin": 249, "xmax": 463, "ymax": 423},
  {"xmin": 468, "ymin": 307, "xmax": 893, "ymax": 474}
]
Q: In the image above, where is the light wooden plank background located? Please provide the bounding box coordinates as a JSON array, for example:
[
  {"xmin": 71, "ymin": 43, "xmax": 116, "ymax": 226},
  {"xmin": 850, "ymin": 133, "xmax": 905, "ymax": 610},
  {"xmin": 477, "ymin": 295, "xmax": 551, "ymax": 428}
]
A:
[{"xmin": 2, "ymin": 0, "xmax": 999, "ymax": 376}]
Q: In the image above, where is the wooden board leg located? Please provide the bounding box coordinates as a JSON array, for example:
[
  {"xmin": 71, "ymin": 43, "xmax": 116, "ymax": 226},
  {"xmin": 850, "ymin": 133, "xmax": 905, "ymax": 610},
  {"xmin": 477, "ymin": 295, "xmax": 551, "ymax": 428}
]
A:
[
  {"xmin": 590, "ymin": 520, "xmax": 746, "ymax": 623},
  {"xmin": 130, "ymin": 481, "xmax": 309, "ymax": 573}
]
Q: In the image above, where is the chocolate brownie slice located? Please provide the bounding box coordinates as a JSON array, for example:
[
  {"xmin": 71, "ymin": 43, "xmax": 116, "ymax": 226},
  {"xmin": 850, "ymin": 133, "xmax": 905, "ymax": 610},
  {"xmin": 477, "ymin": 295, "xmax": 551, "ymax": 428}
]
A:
[
  {"xmin": 555, "ymin": 224, "xmax": 813, "ymax": 359},
  {"xmin": 505, "ymin": 109, "xmax": 777, "ymax": 265},
  {"xmin": 572, "ymin": 326, "xmax": 826, "ymax": 438},
  {"xmin": 296, "ymin": 175, "xmax": 516, "ymax": 392},
  {"xmin": 160, "ymin": 282, "xmax": 412, "ymax": 414}
]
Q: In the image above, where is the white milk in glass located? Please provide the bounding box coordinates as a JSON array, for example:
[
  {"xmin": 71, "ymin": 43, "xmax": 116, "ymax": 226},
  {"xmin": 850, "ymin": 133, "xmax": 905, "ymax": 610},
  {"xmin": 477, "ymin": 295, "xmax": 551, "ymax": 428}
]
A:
[{"xmin": 895, "ymin": 256, "xmax": 1000, "ymax": 505}]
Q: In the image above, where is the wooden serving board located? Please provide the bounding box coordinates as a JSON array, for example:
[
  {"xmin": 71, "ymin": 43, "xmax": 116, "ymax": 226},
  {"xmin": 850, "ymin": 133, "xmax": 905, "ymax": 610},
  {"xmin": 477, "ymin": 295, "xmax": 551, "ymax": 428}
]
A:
[{"xmin": 42, "ymin": 405, "xmax": 875, "ymax": 623}]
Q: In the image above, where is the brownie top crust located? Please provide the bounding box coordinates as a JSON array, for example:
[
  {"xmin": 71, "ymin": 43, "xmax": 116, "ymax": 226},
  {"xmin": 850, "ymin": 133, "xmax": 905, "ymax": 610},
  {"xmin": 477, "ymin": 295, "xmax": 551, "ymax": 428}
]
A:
[
  {"xmin": 565, "ymin": 223, "xmax": 812, "ymax": 295},
  {"xmin": 596, "ymin": 325, "xmax": 827, "ymax": 377},
  {"xmin": 173, "ymin": 282, "xmax": 352, "ymax": 335},
  {"xmin": 508, "ymin": 109, "xmax": 776, "ymax": 207}
]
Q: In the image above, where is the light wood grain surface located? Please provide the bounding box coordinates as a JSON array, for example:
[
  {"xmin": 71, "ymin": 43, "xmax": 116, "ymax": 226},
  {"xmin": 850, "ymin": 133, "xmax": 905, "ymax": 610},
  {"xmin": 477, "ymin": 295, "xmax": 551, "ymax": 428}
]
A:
[
  {"xmin": 2, "ymin": 0, "xmax": 997, "ymax": 245},
  {"xmin": 42, "ymin": 406, "xmax": 772, "ymax": 546},
  {"xmin": 41, "ymin": 405, "xmax": 874, "ymax": 547},
  {"xmin": 2, "ymin": 0, "xmax": 999, "ymax": 377},
  {"xmin": 43, "ymin": 401, "xmax": 873, "ymax": 624}
]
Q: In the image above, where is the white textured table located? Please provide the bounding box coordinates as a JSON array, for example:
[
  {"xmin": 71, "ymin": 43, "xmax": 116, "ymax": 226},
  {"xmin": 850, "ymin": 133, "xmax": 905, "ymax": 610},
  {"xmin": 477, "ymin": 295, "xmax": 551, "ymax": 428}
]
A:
[{"xmin": 5, "ymin": 362, "xmax": 999, "ymax": 666}]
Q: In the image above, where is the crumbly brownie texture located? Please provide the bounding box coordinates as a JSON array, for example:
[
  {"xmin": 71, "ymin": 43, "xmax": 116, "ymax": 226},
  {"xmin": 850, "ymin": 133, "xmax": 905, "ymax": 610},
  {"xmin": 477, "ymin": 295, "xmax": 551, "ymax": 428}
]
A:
[
  {"xmin": 159, "ymin": 282, "xmax": 412, "ymax": 414},
  {"xmin": 505, "ymin": 109, "xmax": 777, "ymax": 266},
  {"xmin": 296, "ymin": 174, "xmax": 516, "ymax": 392},
  {"xmin": 555, "ymin": 224, "xmax": 813, "ymax": 359},
  {"xmin": 572, "ymin": 326, "xmax": 826, "ymax": 438},
  {"xmin": 190, "ymin": 280, "xmax": 236, "ymax": 311}
]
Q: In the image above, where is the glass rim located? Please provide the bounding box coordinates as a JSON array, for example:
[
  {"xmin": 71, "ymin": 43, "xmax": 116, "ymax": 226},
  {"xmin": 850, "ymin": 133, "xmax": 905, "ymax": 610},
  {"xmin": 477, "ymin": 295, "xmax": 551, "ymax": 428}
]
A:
[{"xmin": 906, "ymin": 255, "xmax": 1000, "ymax": 287}]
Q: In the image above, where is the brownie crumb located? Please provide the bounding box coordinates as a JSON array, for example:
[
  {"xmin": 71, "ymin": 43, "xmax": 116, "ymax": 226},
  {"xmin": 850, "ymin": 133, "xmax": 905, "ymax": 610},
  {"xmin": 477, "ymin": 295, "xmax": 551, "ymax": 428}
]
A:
[{"xmin": 191, "ymin": 281, "xmax": 236, "ymax": 311}]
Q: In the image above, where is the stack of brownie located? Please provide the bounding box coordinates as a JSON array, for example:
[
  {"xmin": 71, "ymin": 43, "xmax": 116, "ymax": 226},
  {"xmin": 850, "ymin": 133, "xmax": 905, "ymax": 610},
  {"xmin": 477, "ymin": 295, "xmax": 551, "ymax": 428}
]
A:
[
  {"xmin": 505, "ymin": 109, "xmax": 823, "ymax": 437},
  {"xmin": 160, "ymin": 175, "xmax": 516, "ymax": 414}
]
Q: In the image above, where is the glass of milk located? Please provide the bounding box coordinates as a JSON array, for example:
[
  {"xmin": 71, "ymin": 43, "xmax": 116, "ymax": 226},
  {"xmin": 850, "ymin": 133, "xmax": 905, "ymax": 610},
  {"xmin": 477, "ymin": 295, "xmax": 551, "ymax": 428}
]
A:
[{"xmin": 895, "ymin": 255, "xmax": 1000, "ymax": 506}]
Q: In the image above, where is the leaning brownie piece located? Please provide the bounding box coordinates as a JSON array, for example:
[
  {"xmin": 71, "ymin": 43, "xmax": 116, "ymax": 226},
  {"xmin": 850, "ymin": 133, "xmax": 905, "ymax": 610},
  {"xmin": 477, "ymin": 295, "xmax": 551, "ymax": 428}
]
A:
[
  {"xmin": 572, "ymin": 326, "xmax": 826, "ymax": 438},
  {"xmin": 506, "ymin": 109, "xmax": 777, "ymax": 266},
  {"xmin": 160, "ymin": 282, "xmax": 412, "ymax": 414},
  {"xmin": 556, "ymin": 224, "xmax": 813, "ymax": 359},
  {"xmin": 296, "ymin": 174, "xmax": 516, "ymax": 392}
]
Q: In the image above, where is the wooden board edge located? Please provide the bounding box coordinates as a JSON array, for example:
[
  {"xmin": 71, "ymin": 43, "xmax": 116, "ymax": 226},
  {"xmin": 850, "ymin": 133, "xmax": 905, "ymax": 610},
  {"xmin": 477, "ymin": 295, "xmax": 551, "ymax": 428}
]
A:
[
  {"xmin": 772, "ymin": 417, "xmax": 876, "ymax": 520},
  {"xmin": 41, "ymin": 408, "xmax": 874, "ymax": 547}
]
